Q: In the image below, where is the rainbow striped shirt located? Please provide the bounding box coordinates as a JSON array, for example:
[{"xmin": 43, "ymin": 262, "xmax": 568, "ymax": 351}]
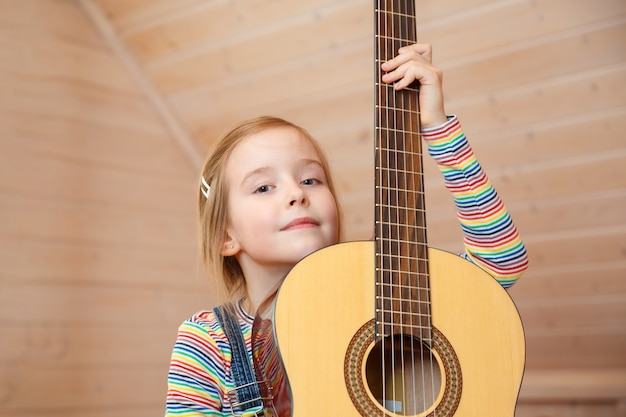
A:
[
  {"xmin": 165, "ymin": 116, "xmax": 529, "ymax": 415},
  {"xmin": 422, "ymin": 115, "xmax": 528, "ymax": 288}
]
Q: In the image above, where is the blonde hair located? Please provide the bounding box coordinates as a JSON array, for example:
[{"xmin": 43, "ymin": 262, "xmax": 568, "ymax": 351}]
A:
[{"xmin": 198, "ymin": 116, "xmax": 343, "ymax": 300}]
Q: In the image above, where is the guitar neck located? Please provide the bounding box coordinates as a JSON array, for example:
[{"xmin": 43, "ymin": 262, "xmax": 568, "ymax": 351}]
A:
[{"xmin": 374, "ymin": 0, "xmax": 431, "ymax": 343}]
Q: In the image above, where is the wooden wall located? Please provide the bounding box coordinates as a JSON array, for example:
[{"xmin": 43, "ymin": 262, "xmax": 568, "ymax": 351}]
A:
[
  {"xmin": 0, "ymin": 1, "xmax": 214, "ymax": 415},
  {"xmin": 0, "ymin": 1, "xmax": 624, "ymax": 416}
]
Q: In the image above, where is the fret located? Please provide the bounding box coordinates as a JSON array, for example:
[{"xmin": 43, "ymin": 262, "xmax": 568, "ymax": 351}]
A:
[
  {"xmin": 375, "ymin": 122, "xmax": 420, "ymax": 132},
  {"xmin": 374, "ymin": 34, "xmax": 417, "ymax": 44},
  {"xmin": 376, "ymin": 187, "xmax": 424, "ymax": 197},
  {"xmin": 376, "ymin": 308, "xmax": 431, "ymax": 318},
  {"xmin": 375, "ymin": 238, "xmax": 428, "ymax": 249},
  {"xmin": 374, "ymin": 9, "xmax": 417, "ymax": 19},
  {"xmin": 375, "ymin": 105, "xmax": 420, "ymax": 115},
  {"xmin": 375, "ymin": 166, "xmax": 425, "ymax": 176},
  {"xmin": 375, "ymin": 280, "xmax": 429, "ymax": 289},
  {"xmin": 377, "ymin": 329, "xmax": 432, "ymax": 340},
  {"xmin": 376, "ymin": 265, "xmax": 429, "ymax": 274},
  {"xmin": 376, "ymin": 218, "xmax": 426, "ymax": 228},
  {"xmin": 374, "ymin": 81, "xmax": 419, "ymax": 92}
]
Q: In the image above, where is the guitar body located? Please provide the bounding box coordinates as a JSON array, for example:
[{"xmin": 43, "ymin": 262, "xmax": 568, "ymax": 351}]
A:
[{"xmin": 272, "ymin": 241, "xmax": 525, "ymax": 416}]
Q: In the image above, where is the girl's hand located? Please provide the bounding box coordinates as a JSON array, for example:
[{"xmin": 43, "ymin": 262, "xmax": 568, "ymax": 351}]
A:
[{"xmin": 380, "ymin": 43, "xmax": 448, "ymax": 129}]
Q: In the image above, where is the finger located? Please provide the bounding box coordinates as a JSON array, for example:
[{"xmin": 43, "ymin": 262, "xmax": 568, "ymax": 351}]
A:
[
  {"xmin": 381, "ymin": 49, "xmax": 427, "ymax": 76},
  {"xmin": 398, "ymin": 43, "xmax": 433, "ymax": 63}
]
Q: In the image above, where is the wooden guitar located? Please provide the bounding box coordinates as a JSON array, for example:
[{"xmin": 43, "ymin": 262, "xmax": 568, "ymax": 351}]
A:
[{"xmin": 252, "ymin": 1, "xmax": 525, "ymax": 416}]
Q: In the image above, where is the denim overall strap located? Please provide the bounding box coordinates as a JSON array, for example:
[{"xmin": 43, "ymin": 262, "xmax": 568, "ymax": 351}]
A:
[{"xmin": 213, "ymin": 302, "xmax": 263, "ymax": 412}]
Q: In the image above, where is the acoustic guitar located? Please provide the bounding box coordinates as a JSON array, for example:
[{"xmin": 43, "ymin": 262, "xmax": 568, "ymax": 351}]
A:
[{"xmin": 252, "ymin": 1, "xmax": 525, "ymax": 416}]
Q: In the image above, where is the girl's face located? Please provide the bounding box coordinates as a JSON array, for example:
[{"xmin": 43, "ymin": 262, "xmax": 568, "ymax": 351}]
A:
[{"xmin": 222, "ymin": 126, "xmax": 339, "ymax": 279}]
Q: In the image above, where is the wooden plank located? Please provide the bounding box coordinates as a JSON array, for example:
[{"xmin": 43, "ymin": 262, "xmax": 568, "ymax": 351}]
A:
[
  {"xmin": 121, "ymin": 0, "xmax": 341, "ymax": 60},
  {"xmin": 0, "ymin": 25, "xmax": 139, "ymax": 96},
  {"xmin": 518, "ymin": 294, "xmax": 626, "ymax": 330},
  {"xmin": 417, "ymin": 0, "xmax": 503, "ymax": 22},
  {"xmin": 442, "ymin": 20, "xmax": 626, "ymax": 98},
  {"xmin": 0, "ymin": 280, "xmax": 214, "ymax": 324},
  {"xmin": 0, "ymin": 238, "xmax": 204, "ymax": 288},
  {"xmin": 6, "ymin": 407, "xmax": 162, "ymax": 417},
  {"xmin": 170, "ymin": 37, "xmax": 372, "ymax": 135},
  {"xmin": 516, "ymin": 401, "xmax": 623, "ymax": 417},
  {"xmin": 524, "ymin": 228, "xmax": 626, "ymax": 267},
  {"xmin": 147, "ymin": 2, "xmax": 371, "ymax": 92},
  {"xmin": 449, "ymin": 65, "xmax": 626, "ymax": 135},
  {"xmin": 0, "ymin": 0, "xmax": 106, "ymax": 46},
  {"xmin": 460, "ymin": 107, "xmax": 626, "ymax": 169},
  {"xmin": 0, "ymin": 321, "xmax": 178, "ymax": 367},
  {"xmin": 510, "ymin": 260, "xmax": 626, "ymax": 298},
  {"xmin": 1, "ymin": 72, "xmax": 167, "ymax": 136},
  {"xmin": 525, "ymin": 332, "xmax": 626, "ymax": 368},
  {"xmin": 0, "ymin": 366, "xmax": 166, "ymax": 409},
  {"xmin": 421, "ymin": 0, "xmax": 626, "ymax": 62},
  {"xmin": 3, "ymin": 111, "xmax": 193, "ymax": 178},
  {"xmin": 95, "ymin": 0, "xmax": 215, "ymax": 33},
  {"xmin": 519, "ymin": 369, "xmax": 626, "ymax": 401},
  {"xmin": 0, "ymin": 144, "xmax": 196, "ymax": 212}
]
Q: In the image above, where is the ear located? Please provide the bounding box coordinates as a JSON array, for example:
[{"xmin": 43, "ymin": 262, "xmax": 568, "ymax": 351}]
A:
[{"xmin": 221, "ymin": 234, "xmax": 239, "ymax": 257}]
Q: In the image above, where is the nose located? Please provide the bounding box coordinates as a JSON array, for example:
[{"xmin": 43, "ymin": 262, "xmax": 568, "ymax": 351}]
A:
[{"xmin": 288, "ymin": 183, "xmax": 307, "ymax": 207}]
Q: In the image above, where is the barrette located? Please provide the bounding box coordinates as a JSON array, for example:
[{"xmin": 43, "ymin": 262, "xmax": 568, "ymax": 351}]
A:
[{"xmin": 201, "ymin": 176, "xmax": 210, "ymax": 199}]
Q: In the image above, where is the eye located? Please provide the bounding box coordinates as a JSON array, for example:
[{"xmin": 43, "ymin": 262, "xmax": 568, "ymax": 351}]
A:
[
  {"xmin": 301, "ymin": 178, "xmax": 319, "ymax": 186},
  {"xmin": 255, "ymin": 184, "xmax": 273, "ymax": 194}
]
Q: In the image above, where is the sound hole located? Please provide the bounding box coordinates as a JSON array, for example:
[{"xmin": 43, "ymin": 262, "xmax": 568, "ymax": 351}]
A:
[{"xmin": 365, "ymin": 334, "xmax": 442, "ymax": 415}]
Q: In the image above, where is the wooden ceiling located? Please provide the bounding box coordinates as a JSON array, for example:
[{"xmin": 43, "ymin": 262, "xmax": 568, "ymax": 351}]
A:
[{"xmin": 84, "ymin": 0, "xmax": 625, "ymax": 397}]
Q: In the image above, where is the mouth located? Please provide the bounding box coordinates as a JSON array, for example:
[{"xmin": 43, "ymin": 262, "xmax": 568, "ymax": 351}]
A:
[{"xmin": 281, "ymin": 217, "xmax": 319, "ymax": 231}]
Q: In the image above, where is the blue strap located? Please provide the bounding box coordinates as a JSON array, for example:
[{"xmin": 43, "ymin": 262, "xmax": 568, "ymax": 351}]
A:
[{"xmin": 213, "ymin": 302, "xmax": 263, "ymax": 411}]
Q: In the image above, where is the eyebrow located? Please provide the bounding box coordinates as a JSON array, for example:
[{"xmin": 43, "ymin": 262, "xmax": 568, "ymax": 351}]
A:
[
  {"xmin": 240, "ymin": 159, "xmax": 325, "ymax": 187},
  {"xmin": 240, "ymin": 166, "xmax": 272, "ymax": 188}
]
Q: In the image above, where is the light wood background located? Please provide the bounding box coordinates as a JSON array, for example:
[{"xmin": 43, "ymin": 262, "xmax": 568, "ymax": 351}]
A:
[{"xmin": 1, "ymin": 0, "xmax": 624, "ymax": 416}]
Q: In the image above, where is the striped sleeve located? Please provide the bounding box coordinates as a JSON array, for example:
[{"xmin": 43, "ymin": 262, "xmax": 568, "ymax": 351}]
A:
[
  {"xmin": 165, "ymin": 311, "xmax": 228, "ymax": 416},
  {"xmin": 422, "ymin": 115, "xmax": 528, "ymax": 288},
  {"xmin": 165, "ymin": 306, "xmax": 259, "ymax": 416}
]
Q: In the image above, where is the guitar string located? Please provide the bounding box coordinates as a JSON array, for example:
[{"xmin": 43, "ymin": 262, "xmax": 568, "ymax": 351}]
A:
[
  {"xmin": 410, "ymin": 0, "xmax": 438, "ymax": 410},
  {"xmin": 405, "ymin": 0, "xmax": 424, "ymax": 411},
  {"xmin": 401, "ymin": 1, "xmax": 417, "ymax": 412},
  {"xmin": 389, "ymin": 1, "xmax": 408, "ymax": 413},
  {"xmin": 386, "ymin": 0, "xmax": 396, "ymax": 412},
  {"xmin": 375, "ymin": 2, "xmax": 387, "ymax": 414},
  {"xmin": 398, "ymin": 1, "xmax": 412, "ymax": 412}
]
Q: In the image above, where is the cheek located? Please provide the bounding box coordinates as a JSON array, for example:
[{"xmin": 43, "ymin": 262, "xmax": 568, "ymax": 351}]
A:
[
  {"xmin": 322, "ymin": 194, "xmax": 340, "ymax": 235},
  {"xmin": 233, "ymin": 206, "xmax": 273, "ymax": 239}
]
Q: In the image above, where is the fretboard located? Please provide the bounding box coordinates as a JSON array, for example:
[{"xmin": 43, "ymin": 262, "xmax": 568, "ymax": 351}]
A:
[{"xmin": 374, "ymin": 0, "xmax": 431, "ymax": 344}]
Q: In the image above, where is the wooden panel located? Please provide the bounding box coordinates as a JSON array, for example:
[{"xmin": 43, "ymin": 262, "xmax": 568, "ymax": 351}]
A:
[
  {"xmin": 443, "ymin": 20, "xmax": 626, "ymax": 97},
  {"xmin": 0, "ymin": 144, "xmax": 194, "ymax": 212},
  {"xmin": 0, "ymin": 1, "xmax": 214, "ymax": 415},
  {"xmin": 516, "ymin": 401, "xmax": 626, "ymax": 417},
  {"xmin": 121, "ymin": 0, "xmax": 340, "ymax": 61},
  {"xmin": 0, "ymin": 366, "xmax": 165, "ymax": 409},
  {"xmin": 449, "ymin": 65, "xmax": 626, "ymax": 135},
  {"xmin": 0, "ymin": 322, "xmax": 177, "ymax": 366},
  {"xmin": 519, "ymin": 369, "xmax": 626, "ymax": 401},
  {"xmin": 0, "ymin": 238, "xmax": 205, "ymax": 287},
  {"xmin": 146, "ymin": 2, "xmax": 371, "ymax": 92},
  {"xmin": 421, "ymin": 0, "xmax": 626, "ymax": 61},
  {"xmin": 2, "ymin": 109, "xmax": 193, "ymax": 177},
  {"xmin": 525, "ymin": 332, "xmax": 626, "ymax": 368},
  {"xmin": 510, "ymin": 260, "xmax": 626, "ymax": 298}
]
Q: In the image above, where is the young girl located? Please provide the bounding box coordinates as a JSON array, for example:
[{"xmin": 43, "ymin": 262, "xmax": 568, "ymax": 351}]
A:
[{"xmin": 165, "ymin": 44, "xmax": 528, "ymax": 416}]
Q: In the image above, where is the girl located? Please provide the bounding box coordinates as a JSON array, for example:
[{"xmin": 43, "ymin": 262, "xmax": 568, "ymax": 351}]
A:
[{"xmin": 165, "ymin": 44, "xmax": 528, "ymax": 416}]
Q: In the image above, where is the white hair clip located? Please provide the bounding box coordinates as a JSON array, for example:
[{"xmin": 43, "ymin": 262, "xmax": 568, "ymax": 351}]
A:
[{"xmin": 201, "ymin": 176, "xmax": 211, "ymax": 199}]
